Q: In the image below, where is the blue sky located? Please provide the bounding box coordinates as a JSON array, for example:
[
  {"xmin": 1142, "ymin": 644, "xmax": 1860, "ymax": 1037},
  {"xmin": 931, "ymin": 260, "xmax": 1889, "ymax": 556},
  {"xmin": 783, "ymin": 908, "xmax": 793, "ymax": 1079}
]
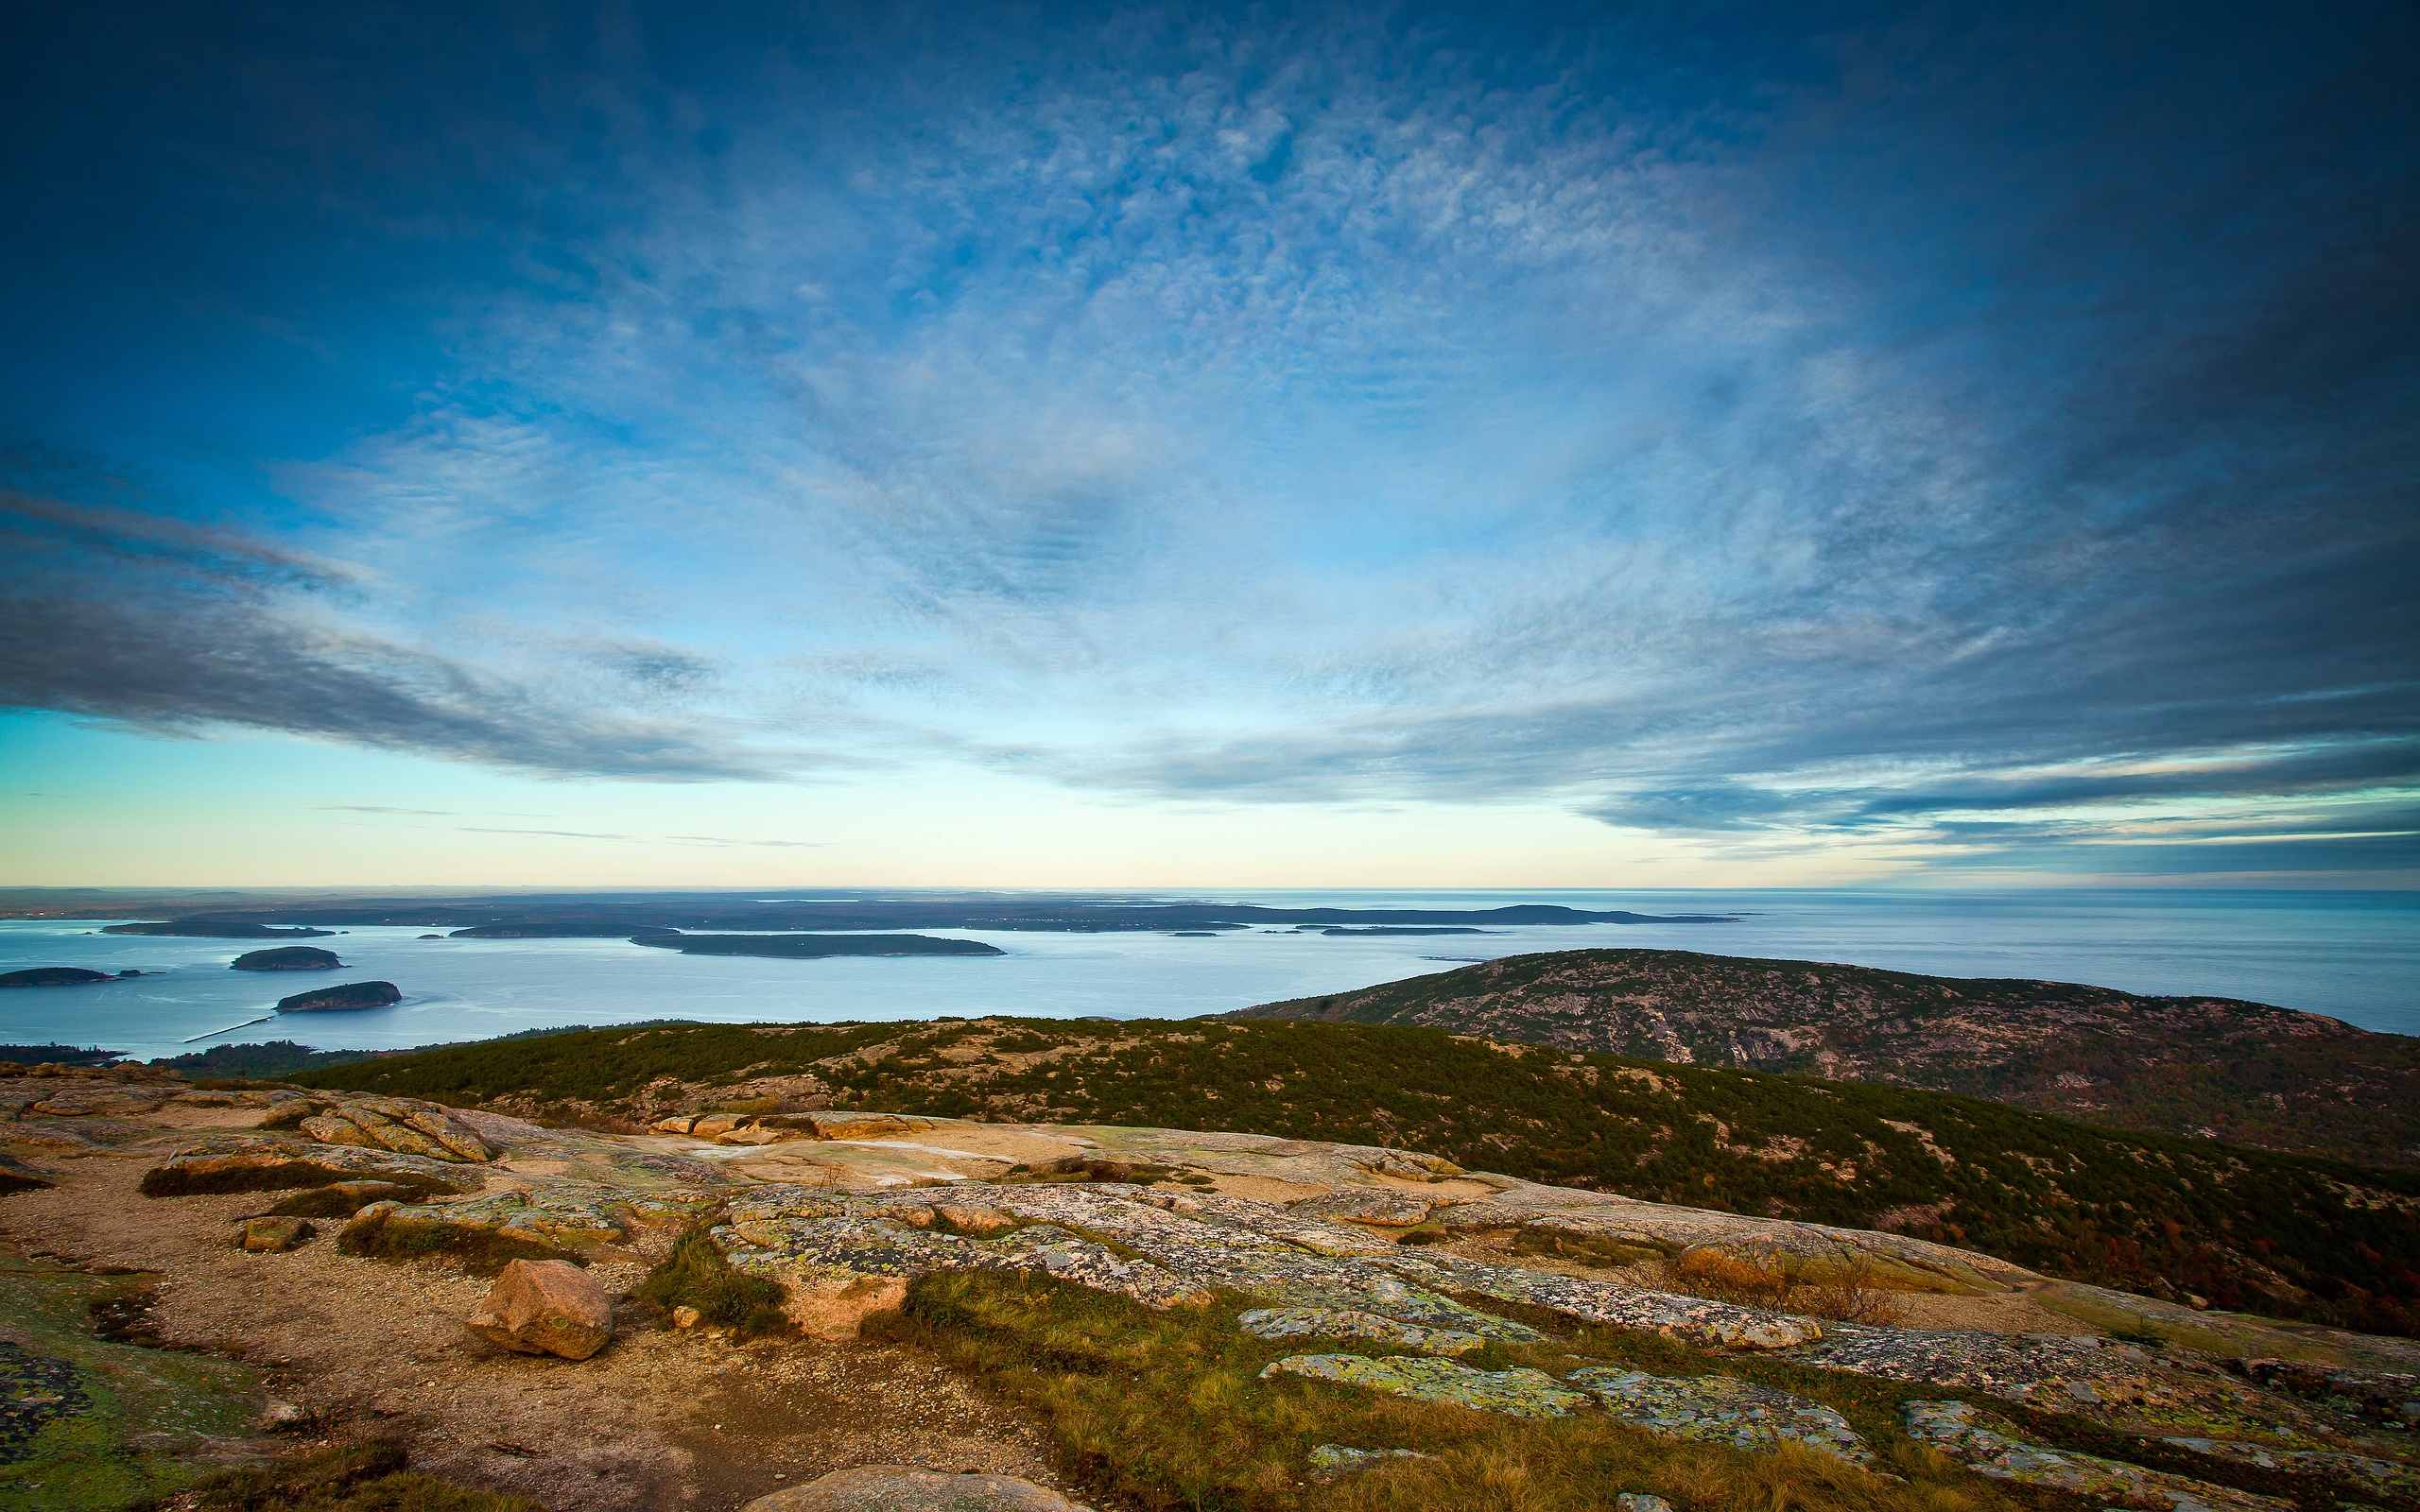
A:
[{"xmin": 2, "ymin": 1, "xmax": 2413, "ymax": 887}]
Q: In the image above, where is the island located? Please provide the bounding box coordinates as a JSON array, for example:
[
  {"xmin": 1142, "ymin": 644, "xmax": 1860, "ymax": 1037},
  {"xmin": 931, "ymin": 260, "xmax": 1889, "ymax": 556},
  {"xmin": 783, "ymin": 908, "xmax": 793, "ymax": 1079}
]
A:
[
  {"xmin": 1311, "ymin": 925, "xmax": 1495, "ymax": 936},
  {"xmin": 628, "ymin": 932, "xmax": 1004, "ymax": 959},
  {"xmin": 231, "ymin": 946, "xmax": 343, "ymax": 971},
  {"xmin": 274, "ymin": 980, "xmax": 401, "ymax": 1012},
  {"xmin": 0, "ymin": 967, "xmax": 118, "ymax": 988},
  {"xmin": 103, "ymin": 920, "xmax": 334, "ymax": 938}
]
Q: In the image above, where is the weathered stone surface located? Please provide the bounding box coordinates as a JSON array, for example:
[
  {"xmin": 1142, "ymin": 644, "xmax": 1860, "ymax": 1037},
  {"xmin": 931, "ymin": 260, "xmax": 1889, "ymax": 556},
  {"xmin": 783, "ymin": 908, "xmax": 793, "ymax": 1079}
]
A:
[
  {"xmin": 143, "ymin": 1132, "xmax": 483, "ymax": 1197},
  {"xmin": 1288, "ymin": 1189, "xmax": 1433, "ymax": 1227},
  {"xmin": 344, "ymin": 1182, "xmax": 721, "ymax": 1259},
  {"xmin": 1374, "ymin": 1251, "xmax": 1823, "ymax": 1350},
  {"xmin": 236, "ymin": 1215, "xmax": 314, "ymax": 1252},
  {"xmin": 735, "ymin": 1465, "xmax": 1094, "ymax": 1511},
  {"xmin": 28, "ymin": 1084, "xmax": 176, "ymax": 1118},
  {"xmin": 1264, "ymin": 1353, "xmax": 1590, "ymax": 1418},
  {"xmin": 1791, "ymin": 1325, "xmax": 2326, "ymax": 1445},
  {"xmin": 352, "ymin": 1097, "xmax": 497, "ymax": 1161},
  {"xmin": 2162, "ymin": 1437, "xmax": 2420, "ymax": 1502},
  {"xmin": 1308, "ymin": 1444, "xmax": 1428, "ymax": 1476},
  {"xmin": 760, "ymin": 1110, "xmax": 939, "ymax": 1141},
  {"xmin": 1614, "ymin": 1495, "xmax": 1673, "ymax": 1512},
  {"xmin": 1238, "ymin": 1307, "xmax": 1486, "ymax": 1356},
  {"xmin": 772, "ymin": 1265, "xmax": 910, "ymax": 1340},
  {"xmin": 1568, "ymin": 1369, "xmax": 1871, "ymax": 1463},
  {"xmin": 1905, "ymin": 1400, "xmax": 2293, "ymax": 1512},
  {"xmin": 299, "ymin": 1112, "xmax": 382, "ymax": 1150},
  {"xmin": 0, "ymin": 1150, "xmax": 56, "ymax": 1192},
  {"xmin": 934, "ymin": 1203, "xmax": 1017, "ymax": 1236},
  {"xmin": 466, "ymin": 1259, "xmax": 614, "ymax": 1360},
  {"xmin": 2227, "ymin": 1357, "xmax": 2420, "ymax": 1430}
]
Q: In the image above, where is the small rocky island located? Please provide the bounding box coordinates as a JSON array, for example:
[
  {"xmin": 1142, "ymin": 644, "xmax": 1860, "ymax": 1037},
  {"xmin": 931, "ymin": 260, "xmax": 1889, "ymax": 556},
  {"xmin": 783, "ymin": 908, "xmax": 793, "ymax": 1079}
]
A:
[
  {"xmin": 0, "ymin": 967, "xmax": 128, "ymax": 988},
  {"xmin": 231, "ymin": 946, "xmax": 344, "ymax": 971},
  {"xmin": 274, "ymin": 980, "xmax": 402, "ymax": 1012},
  {"xmin": 629, "ymin": 932, "xmax": 1005, "ymax": 959}
]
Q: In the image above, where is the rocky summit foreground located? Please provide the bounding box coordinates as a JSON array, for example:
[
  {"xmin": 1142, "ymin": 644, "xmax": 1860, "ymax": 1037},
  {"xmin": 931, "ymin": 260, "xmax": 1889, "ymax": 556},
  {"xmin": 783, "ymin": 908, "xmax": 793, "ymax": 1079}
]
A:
[{"xmin": 4, "ymin": 1058, "xmax": 2419, "ymax": 1512}]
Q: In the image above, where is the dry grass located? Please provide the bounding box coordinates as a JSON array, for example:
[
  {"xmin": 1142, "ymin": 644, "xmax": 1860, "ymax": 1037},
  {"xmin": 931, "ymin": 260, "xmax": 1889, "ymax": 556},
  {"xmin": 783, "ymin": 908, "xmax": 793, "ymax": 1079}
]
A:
[{"xmin": 1657, "ymin": 1250, "xmax": 1909, "ymax": 1327}]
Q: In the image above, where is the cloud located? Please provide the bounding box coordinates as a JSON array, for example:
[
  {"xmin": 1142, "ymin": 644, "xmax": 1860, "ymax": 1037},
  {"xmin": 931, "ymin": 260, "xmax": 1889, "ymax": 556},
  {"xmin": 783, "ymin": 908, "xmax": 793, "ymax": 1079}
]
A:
[
  {"xmin": 0, "ymin": 490, "xmax": 789, "ymax": 781},
  {"xmin": 3, "ymin": 5, "xmax": 2411, "ymax": 880},
  {"xmin": 454, "ymin": 826, "xmax": 821, "ymax": 848}
]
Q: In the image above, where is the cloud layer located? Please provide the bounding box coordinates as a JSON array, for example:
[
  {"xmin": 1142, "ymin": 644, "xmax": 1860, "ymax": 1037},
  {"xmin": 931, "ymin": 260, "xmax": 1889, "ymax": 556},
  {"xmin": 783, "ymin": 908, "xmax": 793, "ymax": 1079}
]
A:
[{"xmin": 1, "ymin": 2, "xmax": 2412, "ymax": 877}]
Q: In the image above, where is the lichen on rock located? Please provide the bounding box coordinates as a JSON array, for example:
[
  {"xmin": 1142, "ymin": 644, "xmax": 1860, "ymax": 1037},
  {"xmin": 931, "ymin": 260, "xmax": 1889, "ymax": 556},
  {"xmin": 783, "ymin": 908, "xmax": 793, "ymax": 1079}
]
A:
[
  {"xmin": 1567, "ymin": 1368, "xmax": 1871, "ymax": 1463},
  {"xmin": 1261, "ymin": 1352, "xmax": 1590, "ymax": 1418},
  {"xmin": 1904, "ymin": 1400, "xmax": 2294, "ymax": 1512}
]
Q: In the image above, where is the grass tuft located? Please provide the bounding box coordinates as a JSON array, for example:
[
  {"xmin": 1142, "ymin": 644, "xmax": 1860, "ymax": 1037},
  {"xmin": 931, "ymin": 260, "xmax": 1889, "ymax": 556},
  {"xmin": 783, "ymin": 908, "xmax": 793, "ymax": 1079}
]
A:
[{"xmin": 633, "ymin": 1227, "xmax": 790, "ymax": 1338}]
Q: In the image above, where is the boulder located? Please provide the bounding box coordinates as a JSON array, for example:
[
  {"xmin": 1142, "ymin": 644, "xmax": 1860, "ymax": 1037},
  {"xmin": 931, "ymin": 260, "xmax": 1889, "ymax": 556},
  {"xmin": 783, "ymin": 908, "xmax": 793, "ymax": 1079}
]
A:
[
  {"xmin": 772, "ymin": 1264, "xmax": 909, "ymax": 1341},
  {"xmin": 236, "ymin": 1216, "xmax": 314, "ymax": 1252},
  {"xmin": 466, "ymin": 1259, "xmax": 614, "ymax": 1360},
  {"xmin": 735, "ymin": 1466, "xmax": 1095, "ymax": 1511}
]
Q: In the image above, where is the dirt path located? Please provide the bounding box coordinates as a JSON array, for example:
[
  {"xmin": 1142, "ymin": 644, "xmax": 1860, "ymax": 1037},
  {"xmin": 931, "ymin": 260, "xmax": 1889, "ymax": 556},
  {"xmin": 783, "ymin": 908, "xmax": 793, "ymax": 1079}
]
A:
[{"xmin": 1, "ymin": 1145, "xmax": 1096, "ymax": 1511}]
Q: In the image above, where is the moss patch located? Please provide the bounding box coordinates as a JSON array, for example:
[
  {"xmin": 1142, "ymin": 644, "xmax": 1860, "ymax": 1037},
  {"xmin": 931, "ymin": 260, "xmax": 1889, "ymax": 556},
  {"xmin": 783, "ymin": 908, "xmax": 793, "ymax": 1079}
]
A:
[{"xmin": 0, "ymin": 1250, "xmax": 261, "ymax": 1511}]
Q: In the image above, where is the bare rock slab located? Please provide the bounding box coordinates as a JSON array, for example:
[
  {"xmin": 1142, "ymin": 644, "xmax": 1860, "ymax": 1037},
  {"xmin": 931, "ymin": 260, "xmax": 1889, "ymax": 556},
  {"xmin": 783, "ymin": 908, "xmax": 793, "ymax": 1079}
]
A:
[
  {"xmin": 1238, "ymin": 1306, "xmax": 1486, "ymax": 1356},
  {"xmin": 466, "ymin": 1258, "xmax": 614, "ymax": 1360},
  {"xmin": 737, "ymin": 1465, "xmax": 1095, "ymax": 1511},
  {"xmin": 1262, "ymin": 1353, "xmax": 1589, "ymax": 1418},
  {"xmin": 1569, "ymin": 1368, "xmax": 1871, "ymax": 1464}
]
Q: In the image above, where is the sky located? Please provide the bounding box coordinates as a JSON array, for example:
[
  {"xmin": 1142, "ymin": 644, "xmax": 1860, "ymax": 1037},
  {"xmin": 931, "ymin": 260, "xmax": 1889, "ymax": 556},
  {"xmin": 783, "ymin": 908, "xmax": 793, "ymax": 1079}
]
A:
[{"xmin": 1, "ymin": 1, "xmax": 2413, "ymax": 889}]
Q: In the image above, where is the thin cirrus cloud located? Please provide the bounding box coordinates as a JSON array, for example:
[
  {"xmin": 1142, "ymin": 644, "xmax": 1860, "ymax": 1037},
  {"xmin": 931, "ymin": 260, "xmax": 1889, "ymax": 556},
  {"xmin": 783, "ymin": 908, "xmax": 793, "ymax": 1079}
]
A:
[{"xmin": 0, "ymin": 3, "xmax": 2412, "ymax": 879}]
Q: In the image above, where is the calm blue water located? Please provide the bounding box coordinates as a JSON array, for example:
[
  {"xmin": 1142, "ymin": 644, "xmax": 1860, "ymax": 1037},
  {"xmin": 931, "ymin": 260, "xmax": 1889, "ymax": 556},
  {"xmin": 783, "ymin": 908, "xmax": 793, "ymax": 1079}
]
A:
[{"xmin": 1, "ymin": 890, "xmax": 2411, "ymax": 1061}]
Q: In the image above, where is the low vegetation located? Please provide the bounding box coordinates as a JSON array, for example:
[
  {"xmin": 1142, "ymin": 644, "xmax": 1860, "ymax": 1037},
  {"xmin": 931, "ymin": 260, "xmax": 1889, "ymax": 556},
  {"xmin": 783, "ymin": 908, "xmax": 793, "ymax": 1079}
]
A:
[
  {"xmin": 1232, "ymin": 948, "xmax": 2420, "ymax": 1168},
  {"xmin": 632, "ymin": 1227, "xmax": 791, "ymax": 1338},
  {"xmin": 289, "ymin": 1016, "xmax": 2420, "ymax": 1336},
  {"xmin": 877, "ymin": 1269, "xmax": 2390, "ymax": 1512}
]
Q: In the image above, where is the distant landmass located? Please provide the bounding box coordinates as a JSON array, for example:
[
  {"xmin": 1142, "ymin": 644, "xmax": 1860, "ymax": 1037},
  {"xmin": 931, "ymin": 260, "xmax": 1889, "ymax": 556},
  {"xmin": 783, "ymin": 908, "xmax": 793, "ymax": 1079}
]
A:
[
  {"xmin": 276, "ymin": 980, "xmax": 402, "ymax": 1012},
  {"xmin": 1227, "ymin": 948, "xmax": 2420, "ymax": 1168},
  {"xmin": 0, "ymin": 967, "xmax": 120, "ymax": 988},
  {"xmin": 101, "ymin": 919, "xmax": 334, "ymax": 938},
  {"xmin": 230, "ymin": 946, "xmax": 343, "ymax": 971},
  {"xmin": 5, "ymin": 887, "xmax": 1735, "ymax": 936},
  {"xmin": 629, "ymin": 932, "xmax": 1006, "ymax": 959},
  {"xmin": 1310, "ymin": 925, "xmax": 1494, "ymax": 936}
]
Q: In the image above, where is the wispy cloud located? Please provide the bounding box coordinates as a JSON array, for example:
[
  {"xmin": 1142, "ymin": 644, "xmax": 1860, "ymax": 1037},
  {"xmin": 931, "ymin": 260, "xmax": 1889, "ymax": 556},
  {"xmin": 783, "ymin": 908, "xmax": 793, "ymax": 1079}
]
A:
[{"xmin": 2, "ymin": 5, "xmax": 2411, "ymax": 879}]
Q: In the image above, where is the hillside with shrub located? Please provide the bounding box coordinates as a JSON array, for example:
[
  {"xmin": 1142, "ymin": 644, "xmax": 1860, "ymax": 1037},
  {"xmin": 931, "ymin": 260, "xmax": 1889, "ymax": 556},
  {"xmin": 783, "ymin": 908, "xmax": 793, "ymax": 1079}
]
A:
[
  {"xmin": 1230, "ymin": 949, "xmax": 2420, "ymax": 1167},
  {"xmin": 289, "ymin": 1015, "xmax": 2420, "ymax": 1336}
]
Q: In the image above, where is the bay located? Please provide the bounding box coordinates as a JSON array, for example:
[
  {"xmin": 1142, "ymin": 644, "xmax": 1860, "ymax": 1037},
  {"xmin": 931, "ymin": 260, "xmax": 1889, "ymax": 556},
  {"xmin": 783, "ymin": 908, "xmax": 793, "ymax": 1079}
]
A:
[{"xmin": 0, "ymin": 887, "xmax": 2411, "ymax": 1061}]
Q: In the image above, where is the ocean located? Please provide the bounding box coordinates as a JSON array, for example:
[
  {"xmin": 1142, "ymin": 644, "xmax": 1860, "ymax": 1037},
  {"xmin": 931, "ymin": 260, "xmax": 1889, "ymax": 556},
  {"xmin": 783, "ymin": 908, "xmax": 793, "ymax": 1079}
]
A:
[{"xmin": 1, "ymin": 888, "xmax": 2411, "ymax": 1061}]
